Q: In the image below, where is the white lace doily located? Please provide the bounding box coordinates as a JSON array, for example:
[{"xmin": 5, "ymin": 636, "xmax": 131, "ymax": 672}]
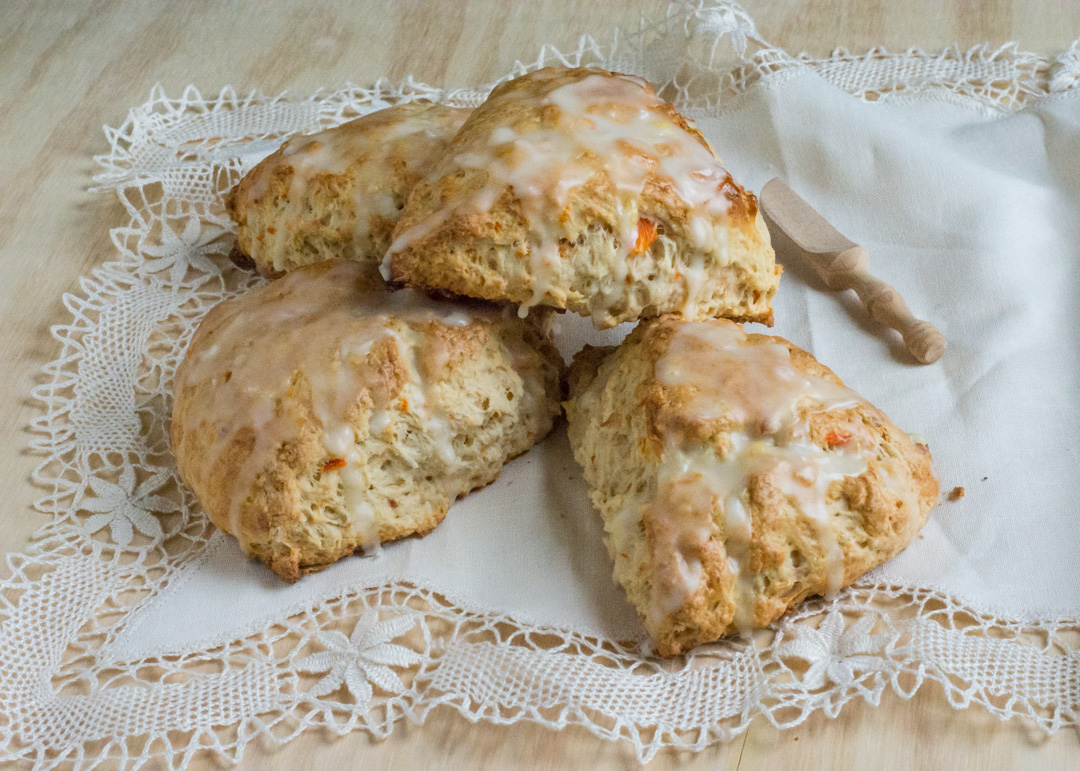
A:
[{"xmin": 4, "ymin": 2, "xmax": 1079, "ymax": 767}]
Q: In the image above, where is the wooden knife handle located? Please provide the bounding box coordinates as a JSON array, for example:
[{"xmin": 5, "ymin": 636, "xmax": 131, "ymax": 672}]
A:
[{"xmin": 808, "ymin": 246, "xmax": 946, "ymax": 364}]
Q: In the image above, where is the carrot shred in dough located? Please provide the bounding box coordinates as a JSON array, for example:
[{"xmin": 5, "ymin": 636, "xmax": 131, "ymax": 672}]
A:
[
  {"xmin": 321, "ymin": 458, "xmax": 347, "ymax": 472},
  {"xmin": 632, "ymin": 218, "xmax": 657, "ymax": 255}
]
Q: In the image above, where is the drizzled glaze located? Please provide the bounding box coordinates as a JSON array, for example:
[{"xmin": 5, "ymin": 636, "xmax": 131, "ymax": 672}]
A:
[
  {"xmin": 385, "ymin": 69, "xmax": 736, "ymax": 317},
  {"xmin": 244, "ymin": 103, "xmax": 470, "ymax": 271},
  {"xmin": 649, "ymin": 320, "xmax": 870, "ymax": 631},
  {"xmin": 174, "ymin": 262, "xmax": 483, "ymax": 551}
]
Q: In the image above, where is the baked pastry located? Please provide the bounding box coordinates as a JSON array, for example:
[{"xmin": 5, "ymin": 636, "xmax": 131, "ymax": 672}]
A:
[
  {"xmin": 565, "ymin": 317, "xmax": 938, "ymax": 656},
  {"xmin": 226, "ymin": 101, "xmax": 471, "ymax": 277},
  {"xmin": 384, "ymin": 67, "xmax": 780, "ymax": 329},
  {"xmin": 172, "ymin": 261, "xmax": 564, "ymax": 581}
]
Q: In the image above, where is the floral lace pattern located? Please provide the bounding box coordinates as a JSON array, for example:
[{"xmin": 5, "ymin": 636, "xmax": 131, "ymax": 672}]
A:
[
  {"xmin": 3, "ymin": 1, "xmax": 1079, "ymax": 767},
  {"xmin": 297, "ymin": 613, "xmax": 423, "ymax": 707}
]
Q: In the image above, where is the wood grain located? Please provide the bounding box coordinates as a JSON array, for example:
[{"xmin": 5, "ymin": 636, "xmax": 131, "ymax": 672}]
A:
[{"xmin": 0, "ymin": 1, "xmax": 1076, "ymax": 768}]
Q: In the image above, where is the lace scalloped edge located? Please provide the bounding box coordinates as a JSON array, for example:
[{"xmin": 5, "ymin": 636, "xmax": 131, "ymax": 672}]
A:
[{"xmin": 3, "ymin": 2, "xmax": 1079, "ymax": 768}]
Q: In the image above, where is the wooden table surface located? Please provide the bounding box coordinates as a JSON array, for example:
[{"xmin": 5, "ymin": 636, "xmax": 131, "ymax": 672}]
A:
[{"xmin": 2, "ymin": 1, "xmax": 1077, "ymax": 768}]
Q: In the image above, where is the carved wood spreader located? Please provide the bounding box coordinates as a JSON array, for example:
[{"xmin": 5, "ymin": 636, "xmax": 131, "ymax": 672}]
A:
[{"xmin": 759, "ymin": 178, "xmax": 946, "ymax": 364}]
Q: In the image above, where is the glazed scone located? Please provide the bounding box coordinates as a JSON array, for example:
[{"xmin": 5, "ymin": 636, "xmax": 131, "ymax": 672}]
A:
[
  {"xmin": 384, "ymin": 67, "xmax": 780, "ymax": 329},
  {"xmin": 226, "ymin": 101, "xmax": 471, "ymax": 277},
  {"xmin": 565, "ymin": 317, "xmax": 938, "ymax": 656},
  {"xmin": 171, "ymin": 261, "xmax": 564, "ymax": 581}
]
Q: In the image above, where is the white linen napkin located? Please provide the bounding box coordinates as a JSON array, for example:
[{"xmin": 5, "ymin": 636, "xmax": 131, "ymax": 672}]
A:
[{"xmin": 107, "ymin": 67, "xmax": 1080, "ymax": 661}]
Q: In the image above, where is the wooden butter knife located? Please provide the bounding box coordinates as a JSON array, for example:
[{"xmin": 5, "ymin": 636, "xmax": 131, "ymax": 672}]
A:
[{"xmin": 759, "ymin": 178, "xmax": 946, "ymax": 364}]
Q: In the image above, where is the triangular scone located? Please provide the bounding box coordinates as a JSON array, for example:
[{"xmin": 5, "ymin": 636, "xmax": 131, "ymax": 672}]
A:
[
  {"xmin": 565, "ymin": 318, "xmax": 938, "ymax": 656},
  {"xmin": 227, "ymin": 102, "xmax": 471, "ymax": 277},
  {"xmin": 172, "ymin": 262, "xmax": 564, "ymax": 582},
  {"xmin": 385, "ymin": 67, "xmax": 780, "ymax": 329}
]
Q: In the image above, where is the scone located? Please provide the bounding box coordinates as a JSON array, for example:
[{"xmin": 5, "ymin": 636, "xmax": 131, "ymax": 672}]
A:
[
  {"xmin": 565, "ymin": 317, "xmax": 938, "ymax": 656},
  {"xmin": 384, "ymin": 67, "xmax": 780, "ymax": 328},
  {"xmin": 226, "ymin": 101, "xmax": 471, "ymax": 277},
  {"xmin": 171, "ymin": 261, "xmax": 564, "ymax": 581}
]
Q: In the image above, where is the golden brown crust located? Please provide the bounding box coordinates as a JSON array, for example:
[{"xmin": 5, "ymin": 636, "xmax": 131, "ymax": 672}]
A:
[
  {"xmin": 172, "ymin": 262, "xmax": 566, "ymax": 581},
  {"xmin": 388, "ymin": 67, "xmax": 780, "ymax": 328},
  {"xmin": 226, "ymin": 102, "xmax": 471, "ymax": 277},
  {"xmin": 565, "ymin": 317, "xmax": 939, "ymax": 656}
]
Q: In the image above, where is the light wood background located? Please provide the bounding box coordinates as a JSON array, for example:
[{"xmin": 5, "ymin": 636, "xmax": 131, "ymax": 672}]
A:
[{"xmin": 2, "ymin": 1, "xmax": 1077, "ymax": 768}]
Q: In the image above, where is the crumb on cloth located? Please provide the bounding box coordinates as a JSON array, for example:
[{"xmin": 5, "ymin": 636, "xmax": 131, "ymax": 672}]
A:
[{"xmin": 948, "ymin": 486, "xmax": 965, "ymax": 501}]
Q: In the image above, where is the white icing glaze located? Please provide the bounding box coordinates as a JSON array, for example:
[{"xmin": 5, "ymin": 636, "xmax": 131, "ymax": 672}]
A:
[
  {"xmin": 339, "ymin": 483, "xmax": 380, "ymax": 557},
  {"xmin": 246, "ymin": 104, "xmax": 469, "ymax": 271},
  {"xmin": 656, "ymin": 321, "xmax": 858, "ymax": 429},
  {"xmin": 680, "ymin": 256, "xmax": 706, "ymax": 315},
  {"xmin": 322, "ymin": 424, "xmax": 356, "ymax": 456},
  {"xmin": 369, "ymin": 409, "xmax": 392, "ymax": 435},
  {"xmin": 648, "ymin": 320, "xmax": 872, "ymax": 630},
  {"xmin": 175, "ymin": 262, "xmax": 490, "ymax": 551},
  {"xmin": 385, "ymin": 70, "xmax": 735, "ymax": 318}
]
